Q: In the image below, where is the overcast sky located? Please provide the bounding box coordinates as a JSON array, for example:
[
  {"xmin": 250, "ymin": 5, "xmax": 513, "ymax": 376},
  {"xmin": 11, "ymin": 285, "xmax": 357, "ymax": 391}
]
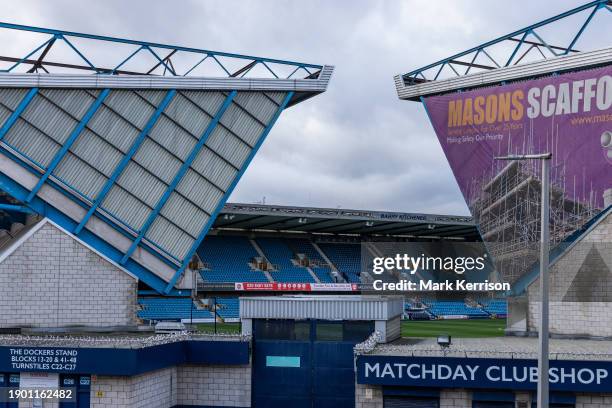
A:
[{"xmin": 4, "ymin": 0, "xmax": 606, "ymax": 216}]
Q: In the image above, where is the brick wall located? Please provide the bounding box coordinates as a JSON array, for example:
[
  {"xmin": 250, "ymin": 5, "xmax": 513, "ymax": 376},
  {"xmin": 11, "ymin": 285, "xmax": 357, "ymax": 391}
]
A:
[
  {"xmin": 90, "ymin": 367, "xmax": 177, "ymax": 408},
  {"xmin": 527, "ymin": 212, "xmax": 611, "ymax": 337},
  {"xmin": 176, "ymin": 364, "xmax": 251, "ymax": 407},
  {"xmin": 355, "ymin": 385, "xmax": 473, "ymax": 408},
  {"xmin": 355, "ymin": 382, "xmax": 383, "ymax": 408},
  {"xmin": 576, "ymin": 393, "xmax": 612, "ymax": 407},
  {"xmin": 440, "ymin": 389, "xmax": 471, "ymax": 407},
  {"xmin": 0, "ymin": 220, "xmax": 138, "ymax": 328}
]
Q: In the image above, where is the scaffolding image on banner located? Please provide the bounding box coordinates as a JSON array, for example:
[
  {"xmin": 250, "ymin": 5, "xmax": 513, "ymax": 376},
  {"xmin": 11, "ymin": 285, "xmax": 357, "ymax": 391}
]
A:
[{"xmin": 422, "ymin": 66, "xmax": 611, "ymax": 283}]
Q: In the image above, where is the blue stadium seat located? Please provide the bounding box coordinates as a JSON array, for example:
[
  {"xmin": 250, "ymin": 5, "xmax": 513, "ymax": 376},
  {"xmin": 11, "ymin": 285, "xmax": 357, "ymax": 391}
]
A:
[
  {"xmin": 425, "ymin": 301, "xmax": 489, "ymax": 318},
  {"xmin": 317, "ymin": 243, "xmax": 361, "ymax": 283},
  {"xmin": 215, "ymin": 297, "xmax": 240, "ymax": 320},
  {"xmin": 197, "ymin": 236, "xmax": 269, "ymax": 283},
  {"xmin": 285, "ymin": 238, "xmax": 335, "ymax": 283},
  {"xmin": 137, "ymin": 297, "xmax": 213, "ymax": 321},
  {"xmin": 481, "ymin": 299, "xmax": 508, "ymax": 316},
  {"xmin": 256, "ymin": 238, "xmax": 316, "ymax": 283}
]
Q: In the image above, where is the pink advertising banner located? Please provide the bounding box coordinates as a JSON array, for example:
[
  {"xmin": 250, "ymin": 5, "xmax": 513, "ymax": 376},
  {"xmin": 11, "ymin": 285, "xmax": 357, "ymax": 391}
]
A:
[{"xmin": 423, "ymin": 66, "xmax": 611, "ymax": 211}]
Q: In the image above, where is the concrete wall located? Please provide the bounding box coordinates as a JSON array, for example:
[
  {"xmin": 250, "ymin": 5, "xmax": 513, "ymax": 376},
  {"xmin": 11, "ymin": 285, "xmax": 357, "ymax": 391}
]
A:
[
  {"xmin": 176, "ymin": 364, "xmax": 251, "ymax": 407},
  {"xmin": 0, "ymin": 221, "xmax": 138, "ymax": 328},
  {"xmin": 526, "ymin": 212, "xmax": 612, "ymax": 337}
]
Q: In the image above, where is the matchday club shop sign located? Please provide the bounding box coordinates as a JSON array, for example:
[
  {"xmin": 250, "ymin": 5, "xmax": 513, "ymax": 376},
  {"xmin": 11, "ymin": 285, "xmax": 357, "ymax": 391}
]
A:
[{"xmin": 357, "ymin": 356, "xmax": 612, "ymax": 393}]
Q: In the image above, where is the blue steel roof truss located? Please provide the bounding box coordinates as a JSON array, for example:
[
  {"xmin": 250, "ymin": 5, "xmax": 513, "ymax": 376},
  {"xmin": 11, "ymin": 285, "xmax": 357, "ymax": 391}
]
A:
[
  {"xmin": 0, "ymin": 22, "xmax": 323, "ymax": 79},
  {"xmin": 401, "ymin": 0, "xmax": 612, "ymax": 86}
]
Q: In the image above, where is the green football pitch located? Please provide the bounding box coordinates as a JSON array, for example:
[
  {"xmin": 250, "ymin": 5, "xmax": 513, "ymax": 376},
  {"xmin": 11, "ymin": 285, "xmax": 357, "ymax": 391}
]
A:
[
  {"xmin": 196, "ymin": 319, "xmax": 506, "ymax": 338},
  {"xmin": 401, "ymin": 319, "xmax": 506, "ymax": 338}
]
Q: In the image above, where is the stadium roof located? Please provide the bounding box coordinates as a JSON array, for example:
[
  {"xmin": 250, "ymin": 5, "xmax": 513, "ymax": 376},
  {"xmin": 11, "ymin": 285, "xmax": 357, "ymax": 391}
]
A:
[
  {"xmin": 0, "ymin": 23, "xmax": 332, "ymax": 294},
  {"xmin": 395, "ymin": 0, "xmax": 612, "ymax": 100},
  {"xmin": 214, "ymin": 203, "xmax": 480, "ymax": 239}
]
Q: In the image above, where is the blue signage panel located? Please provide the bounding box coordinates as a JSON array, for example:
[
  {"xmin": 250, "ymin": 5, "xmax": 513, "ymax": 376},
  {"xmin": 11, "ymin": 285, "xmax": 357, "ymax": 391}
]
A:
[
  {"xmin": 356, "ymin": 355, "xmax": 612, "ymax": 393},
  {"xmin": 0, "ymin": 340, "xmax": 249, "ymax": 375}
]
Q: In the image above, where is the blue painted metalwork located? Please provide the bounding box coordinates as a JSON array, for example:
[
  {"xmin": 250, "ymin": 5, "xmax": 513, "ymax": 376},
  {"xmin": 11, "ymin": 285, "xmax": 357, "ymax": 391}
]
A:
[
  {"xmin": 163, "ymin": 91, "xmax": 294, "ymax": 293},
  {"xmin": 401, "ymin": 0, "xmax": 611, "ymax": 86},
  {"xmin": 0, "ymin": 87, "xmax": 38, "ymax": 140},
  {"xmin": 73, "ymin": 89, "xmax": 177, "ymax": 235},
  {"xmin": 0, "ymin": 21, "xmax": 323, "ymax": 79},
  {"xmin": 0, "ymin": 165, "xmax": 169, "ymax": 293},
  {"xmin": 0, "ymin": 203, "xmax": 35, "ymax": 214},
  {"xmin": 25, "ymin": 88, "xmax": 111, "ymax": 203},
  {"xmin": 121, "ymin": 90, "xmax": 238, "ymax": 265}
]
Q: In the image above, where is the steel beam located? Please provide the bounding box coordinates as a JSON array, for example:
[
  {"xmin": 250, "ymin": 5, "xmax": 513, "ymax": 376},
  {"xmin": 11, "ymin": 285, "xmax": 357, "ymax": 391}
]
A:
[
  {"xmin": 73, "ymin": 89, "xmax": 177, "ymax": 235},
  {"xmin": 120, "ymin": 90, "xmax": 238, "ymax": 265},
  {"xmin": 163, "ymin": 91, "xmax": 294, "ymax": 293},
  {"xmin": 25, "ymin": 88, "xmax": 111, "ymax": 203}
]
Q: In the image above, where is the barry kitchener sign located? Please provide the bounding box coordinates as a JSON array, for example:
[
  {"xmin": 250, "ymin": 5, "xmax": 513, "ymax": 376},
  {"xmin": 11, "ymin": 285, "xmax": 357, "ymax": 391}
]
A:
[{"xmin": 356, "ymin": 356, "xmax": 612, "ymax": 393}]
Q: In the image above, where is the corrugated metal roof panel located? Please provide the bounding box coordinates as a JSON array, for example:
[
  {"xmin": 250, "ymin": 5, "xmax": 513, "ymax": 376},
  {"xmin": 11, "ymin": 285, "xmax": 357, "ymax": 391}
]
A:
[
  {"xmin": 103, "ymin": 90, "xmax": 154, "ymax": 130},
  {"xmin": 145, "ymin": 215, "xmax": 196, "ymax": 260},
  {"xmin": 180, "ymin": 90, "xmax": 226, "ymax": 116},
  {"xmin": 219, "ymin": 102, "xmax": 262, "ymax": 146},
  {"xmin": 53, "ymin": 153, "xmax": 106, "ymax": 199},
  {"xmin": 4, "ymin": 118, "xmax": 59, "ymax": 167},
  {"xmin": 205, "ymin": 126, "xmax": 250, "ymax": 168},
  {"xmin": 40, "ymin": 89, "xmax": 97, "ymax": 120},
  {"xmin": 133, "ymin": 139, "xmax": 182, "ymax": 184},
  {"xmin": 69, "ymin": 129, "xmax": 122, "ymax": 177},
  {"xmin": 162, "ymin": 93, "xmax": 212, "ymax": 138},
  {"xmin": 116, "ymin": 162, "xmax": 166, "ymax": 208},
  {"xmin": 0, "ymin": 104, "xmax": 12, "ymax": 128},
  {"xmin": 175, "ymin": 169, "xmax": 223, "ymax": 214},
  {"xmin": 233, "ymin": 91, "xmax": 279, "ymax": 124},
  {"xmin": 191, "ymin": 148, "xmax": 236, "ymax": 191},
  {"xmin": 264, "ymin": 91, "xmax": 286, "ymax": 105},
  {"xmin": 148, "ymin": 115, "xmax": 196, "ymax": 161},
  {"xmin": 20, "ymin": 95, "xmax": 77, "ymax": 145},
  {"xmin": 132, "ymin": 90, "xmax": 166, "ymax": 107},
  {"xmin": 87, "ymin": 106, "xmax": 140, "ymax": 153},
  {"xmin": 0, "ymin": 88, "xmax": 29, "ymax": 110},
  {"xmin": 160, "ymin": 192, "xmax": 207, "ymax": 237},
  {"xmin": 101, "ymin": 185, "xmax": 151, "ymax": 230}
]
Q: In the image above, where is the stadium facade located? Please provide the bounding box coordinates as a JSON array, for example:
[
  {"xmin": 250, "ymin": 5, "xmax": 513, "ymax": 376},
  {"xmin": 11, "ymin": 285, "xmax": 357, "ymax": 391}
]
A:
[{"xmin": 0, "ymin": 2, "xmax": 611, "ymax": 408}]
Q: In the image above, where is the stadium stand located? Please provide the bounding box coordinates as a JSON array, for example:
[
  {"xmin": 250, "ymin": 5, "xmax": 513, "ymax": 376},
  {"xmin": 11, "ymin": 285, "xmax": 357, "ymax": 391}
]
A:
[
  {"xmin": 137, "ymin": 297, "xmax": 213, "ymax": 321},
  {"xmin": 317, "ymin": 243, "xmax": 362, "ymax": 283},
  {"xmin": 215, "ymin": 297, "xmax": 240, "ymax": 320},
  {"xmin": 481, "ymin": 299, "xmax": 508, "ymax": 316},
  {"xmin": 256, "ymin": 237, "xmax": 317, "ymax": 283},
  {"xmin": 197, "ymin": 236, "xmax": 269, "ymax": 283},
  {"xmin": 286, "ymin": 238, "xmax": 335, "ymax": 283},
  {"xmin": 425, "ymin": 301, "xmax": 489, "ymax": 319}
]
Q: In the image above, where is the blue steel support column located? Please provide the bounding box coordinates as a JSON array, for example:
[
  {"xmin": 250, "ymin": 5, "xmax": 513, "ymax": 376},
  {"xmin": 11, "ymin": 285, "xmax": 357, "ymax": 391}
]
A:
[
  {"xmin": 0, "ymin": 88, "xmax": 38, "ymax": 140},
  {"xmin": 120, "ymin": 90, "xmax": 238, "ymax": 265},
  {"xmin": 74, "ymin": 89, "xmax": 177, "ymax": 235},
  {"xmin": 25, "ymin": 89, "xmax": 111, "ymax": 203},
  {"xmin": 163, "ymin": 91, "xmax": 294, "ymax": 293}
]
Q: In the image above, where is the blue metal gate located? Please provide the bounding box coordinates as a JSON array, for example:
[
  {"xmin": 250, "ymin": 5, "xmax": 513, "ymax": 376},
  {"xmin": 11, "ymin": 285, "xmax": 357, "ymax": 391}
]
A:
[{"xmin": 252, "ymin": 319, "xmax": 372, "ymax": 408}]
